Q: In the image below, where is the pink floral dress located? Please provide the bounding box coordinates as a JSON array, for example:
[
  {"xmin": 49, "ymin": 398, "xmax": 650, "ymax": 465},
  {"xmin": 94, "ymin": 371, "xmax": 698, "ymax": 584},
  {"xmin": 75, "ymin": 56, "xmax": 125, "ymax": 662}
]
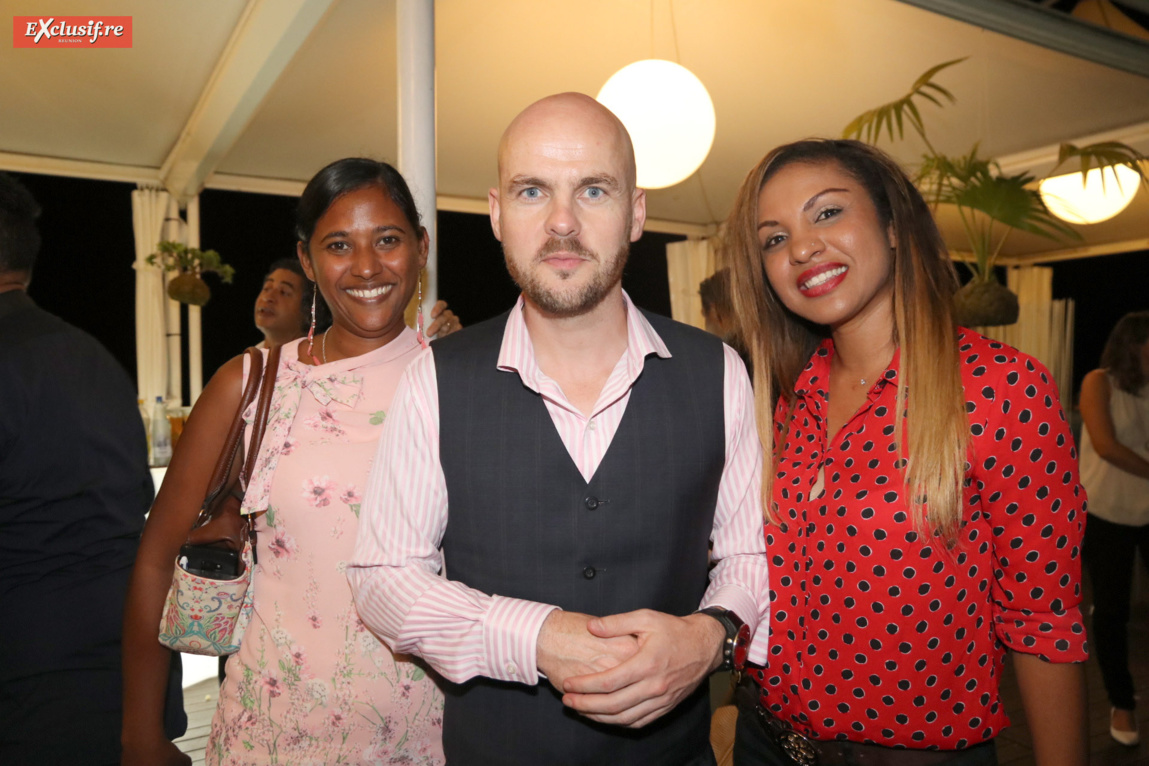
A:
[{"xmin": 208, "ymin": 329, "xmax": 444, "ymax": 765}]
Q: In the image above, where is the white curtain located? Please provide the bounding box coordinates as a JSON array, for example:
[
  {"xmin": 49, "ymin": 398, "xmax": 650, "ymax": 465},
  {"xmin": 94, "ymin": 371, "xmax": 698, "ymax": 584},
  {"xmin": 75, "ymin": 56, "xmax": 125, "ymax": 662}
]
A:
[
  {"xmin": 666, "ymin": 238, "xmax": 717, "ymax": 330},
  {"xmin": 976, "ymin": 266, "xmax": 1076, "ymax": 411},
  {"xmin": 132, "ymin": 187, "xmax": 171, "ymax": 406}
]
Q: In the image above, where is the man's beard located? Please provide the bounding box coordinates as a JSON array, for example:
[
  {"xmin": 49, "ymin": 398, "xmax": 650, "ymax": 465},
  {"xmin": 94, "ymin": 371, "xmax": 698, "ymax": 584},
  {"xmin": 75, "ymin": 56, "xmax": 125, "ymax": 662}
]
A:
[{"xmin": 504, "ymin": 235, "xmax": 629, "ymax": 318}]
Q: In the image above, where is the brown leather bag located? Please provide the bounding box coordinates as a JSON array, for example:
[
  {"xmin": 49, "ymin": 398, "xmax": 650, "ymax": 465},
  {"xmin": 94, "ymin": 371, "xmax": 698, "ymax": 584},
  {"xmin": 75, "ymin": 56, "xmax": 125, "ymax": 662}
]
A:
[{"xmin": 183, "ymin": 344, "xmax": 282, "ymax": 566}]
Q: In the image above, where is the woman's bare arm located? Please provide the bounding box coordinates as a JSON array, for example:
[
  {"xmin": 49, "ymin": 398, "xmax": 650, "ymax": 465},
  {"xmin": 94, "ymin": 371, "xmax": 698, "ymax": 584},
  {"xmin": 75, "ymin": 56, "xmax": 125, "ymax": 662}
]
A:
[
  {"xmin": 1013, "ymin": 652, "xmax": 1088, "ymax": 766},
  {"xmin": 120, "ymin": 355, "xmax": 245, "ymax": 765},
  {"xmin": 1079, "ymin": 369, "xmax": 1149, "ymax": 480}
]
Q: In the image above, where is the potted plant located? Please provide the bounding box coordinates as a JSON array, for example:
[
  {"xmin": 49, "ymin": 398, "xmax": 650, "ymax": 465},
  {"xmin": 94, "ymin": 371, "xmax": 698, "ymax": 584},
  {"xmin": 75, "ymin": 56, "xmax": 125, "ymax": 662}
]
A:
[
  {"xmin": 146, "ymin": 240, "xmax": 236, "ymax": 307},
  {"xmin": 843, "ymin": 59, "xmax": 1147, "ymax": 326}
]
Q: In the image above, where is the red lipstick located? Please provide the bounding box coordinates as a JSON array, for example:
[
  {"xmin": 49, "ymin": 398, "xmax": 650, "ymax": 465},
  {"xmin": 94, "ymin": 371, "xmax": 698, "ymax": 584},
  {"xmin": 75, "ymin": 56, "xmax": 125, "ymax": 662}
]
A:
[{"xmin": 797, "ymin": 263, "xmax": 848, "ymax": 297}]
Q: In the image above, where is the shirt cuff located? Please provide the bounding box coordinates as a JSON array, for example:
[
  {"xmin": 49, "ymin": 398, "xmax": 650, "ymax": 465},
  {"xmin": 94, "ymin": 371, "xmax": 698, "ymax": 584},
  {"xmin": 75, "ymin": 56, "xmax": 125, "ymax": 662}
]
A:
[
  {"xmin": 994, "ymin": 606, "xmax": 1089, "ymax": 663},
  {"xmin": 483, "ymin": 596, "xmax": 559, "ymax": 684},
  {"xmin": 699, "ymin": 585, "xmax": 769, "ymax": 666}
]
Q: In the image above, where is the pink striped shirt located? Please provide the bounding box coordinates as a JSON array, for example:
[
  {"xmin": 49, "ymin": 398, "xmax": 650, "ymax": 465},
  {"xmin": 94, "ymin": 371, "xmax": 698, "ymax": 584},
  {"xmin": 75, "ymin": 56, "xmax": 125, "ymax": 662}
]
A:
[{"xmin": 348, "ymin": 293, "xmax": 770, "ymax": 685}]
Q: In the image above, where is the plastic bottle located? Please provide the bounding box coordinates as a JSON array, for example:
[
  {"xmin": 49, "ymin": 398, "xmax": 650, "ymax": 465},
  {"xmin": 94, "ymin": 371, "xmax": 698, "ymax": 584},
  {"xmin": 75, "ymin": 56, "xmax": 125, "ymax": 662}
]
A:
[
  {"xmin": 138, "ymin": 398, "xmax": 152, "ymax": 463},
  {"xmin": 151, "ymin": 396, "xmax": 172, "ymax": 467}
]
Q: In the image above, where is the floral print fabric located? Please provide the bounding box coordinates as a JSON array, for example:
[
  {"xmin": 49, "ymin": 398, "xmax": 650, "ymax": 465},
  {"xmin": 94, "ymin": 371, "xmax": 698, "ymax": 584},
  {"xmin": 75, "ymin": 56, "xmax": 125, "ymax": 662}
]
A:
[{"xmin": 209, "ymin": 330, "xmax": 444, "ymax": 765}]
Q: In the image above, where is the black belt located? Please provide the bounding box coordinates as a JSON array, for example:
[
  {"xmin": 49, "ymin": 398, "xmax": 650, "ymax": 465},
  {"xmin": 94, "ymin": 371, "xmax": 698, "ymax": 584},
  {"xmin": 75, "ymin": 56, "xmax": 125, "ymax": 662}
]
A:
[{"xmin": 734, "ymin": 675, "xmax": 994, "ymax": 766}]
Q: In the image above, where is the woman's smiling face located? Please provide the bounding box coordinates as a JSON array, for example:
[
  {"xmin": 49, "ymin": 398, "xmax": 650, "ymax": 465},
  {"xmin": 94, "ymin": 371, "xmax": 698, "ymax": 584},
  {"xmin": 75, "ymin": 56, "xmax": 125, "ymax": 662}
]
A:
[
  {"xmin": 756, "ymin": 159, "xmax": 896, "ymax": 332},
  {"xmin": 298, "ymin": 185, "xmax": 427, "ymax": 345}
]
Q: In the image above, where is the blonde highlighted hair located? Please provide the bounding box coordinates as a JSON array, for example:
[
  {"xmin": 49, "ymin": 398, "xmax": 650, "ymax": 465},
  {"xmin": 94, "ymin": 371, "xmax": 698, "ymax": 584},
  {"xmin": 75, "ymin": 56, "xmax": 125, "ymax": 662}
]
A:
[{"xmin": 723, "ymin": 139, "xmax": 968, "ymax": 538}]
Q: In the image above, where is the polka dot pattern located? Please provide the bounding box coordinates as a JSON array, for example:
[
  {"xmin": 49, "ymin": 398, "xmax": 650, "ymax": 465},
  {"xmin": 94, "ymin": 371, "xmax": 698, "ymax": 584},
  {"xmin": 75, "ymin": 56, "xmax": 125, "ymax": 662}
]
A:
[{"xmin": 753, "ymin": 330, "xmax": 1087, "ymax": 749}]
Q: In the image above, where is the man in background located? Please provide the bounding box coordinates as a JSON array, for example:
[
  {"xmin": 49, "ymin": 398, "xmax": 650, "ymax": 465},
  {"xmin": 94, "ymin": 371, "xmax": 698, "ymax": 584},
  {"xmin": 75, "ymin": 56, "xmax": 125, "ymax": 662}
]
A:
[
  {"xmin": 0, "ymin": 173, "xmax": 184, "ymax": 764},
  {"xmin": 254, "ymin": 257, "xmax": 312, "ymax": 348}
]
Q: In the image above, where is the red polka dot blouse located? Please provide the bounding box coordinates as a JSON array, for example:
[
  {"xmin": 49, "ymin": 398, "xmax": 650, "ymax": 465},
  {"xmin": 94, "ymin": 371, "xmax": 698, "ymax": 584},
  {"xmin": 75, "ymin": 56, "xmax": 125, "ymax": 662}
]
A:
[{"xmin": 749, "ymin": 330, "xmax": 1088, "ymax": 750}]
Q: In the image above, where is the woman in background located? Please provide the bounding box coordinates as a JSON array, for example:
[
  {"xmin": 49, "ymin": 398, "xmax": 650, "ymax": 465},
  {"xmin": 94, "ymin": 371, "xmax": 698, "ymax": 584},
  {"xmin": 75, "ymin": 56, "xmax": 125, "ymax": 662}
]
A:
[
  {"xmin": 123, "ymin": 158, "xmax": 455, "ymax": 765},
  {"xmin": 724, "ymin": 138, "xmax": 1088, "ymax": 766},
  {"xmin": 1078, "ymin": 311, "xmax": 1149, "ymax": 746}
]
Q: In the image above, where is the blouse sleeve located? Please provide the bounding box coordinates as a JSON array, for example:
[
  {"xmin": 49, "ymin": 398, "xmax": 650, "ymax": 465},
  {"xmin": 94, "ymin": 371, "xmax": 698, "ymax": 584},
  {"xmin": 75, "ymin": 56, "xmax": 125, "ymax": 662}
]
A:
[{"xmin": 966, "ymin": 349, "xmax": 1088, "ymax": 663}]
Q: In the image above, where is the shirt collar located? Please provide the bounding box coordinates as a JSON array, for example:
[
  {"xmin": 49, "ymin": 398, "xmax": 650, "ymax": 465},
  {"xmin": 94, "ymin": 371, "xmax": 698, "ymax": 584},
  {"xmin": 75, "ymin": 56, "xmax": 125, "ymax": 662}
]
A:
[{"xmin": 496, "ymin": 290, "xmax": 672, "ymax": 393}]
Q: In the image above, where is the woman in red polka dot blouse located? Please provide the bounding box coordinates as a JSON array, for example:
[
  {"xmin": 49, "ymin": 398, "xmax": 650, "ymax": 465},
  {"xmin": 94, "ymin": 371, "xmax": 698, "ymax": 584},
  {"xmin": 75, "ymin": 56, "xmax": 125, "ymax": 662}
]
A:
[{"xmin": 723, "ymin": 140, "xmax": 1088, "ymax": 766}]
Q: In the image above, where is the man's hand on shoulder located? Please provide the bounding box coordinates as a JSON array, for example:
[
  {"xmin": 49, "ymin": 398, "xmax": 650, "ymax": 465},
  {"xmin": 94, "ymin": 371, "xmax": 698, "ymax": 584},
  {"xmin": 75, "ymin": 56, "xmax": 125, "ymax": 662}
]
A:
[
  {"xmin": 560, "ymin": 609, "xmax": 725, "ymax": 728},
  {"xmin": 536, "ymin": 610, "xmax": 640, "ymax": 694}
]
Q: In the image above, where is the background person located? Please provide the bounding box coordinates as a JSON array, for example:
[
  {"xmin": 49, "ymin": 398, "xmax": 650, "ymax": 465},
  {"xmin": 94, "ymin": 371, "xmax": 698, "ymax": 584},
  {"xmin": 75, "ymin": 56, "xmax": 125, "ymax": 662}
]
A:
[
  {"xmin": 349, "ymin": 93, "xmax": 770, "ymax": 766},
  {"xmin": 0, "ymin": 172, "xmax": 184, "ymax": 765},
  {"xmin": 253, "ymin": 257, "xmax": 315, "ymax": 348},
  {"xmin": 699, "ymin": 268, "xmax": 750, "ymax": 373},
  {"xmin": 122, "ymin": 159, "xmax": 448, "ymax": 766},
  {"xmin": 1078, "ymin": 310, "xmax": 1149, "ymax": 746},
  {"xmin": 724, "ymin": 139, "xmax": 1088, "ymax": 766}
]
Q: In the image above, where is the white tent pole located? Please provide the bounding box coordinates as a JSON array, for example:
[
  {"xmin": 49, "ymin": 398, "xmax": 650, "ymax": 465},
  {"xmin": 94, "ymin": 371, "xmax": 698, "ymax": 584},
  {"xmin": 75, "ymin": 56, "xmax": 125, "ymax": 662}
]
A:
[
  {"xmin": 132, "ymin": 187, "xmax": 171, "ymax": 406},
  {"xmin": 164, "ymin": 197, "xmax": 184, "ymax": 404},
  {"xmin": 186, "ymin": 195, "xmax": 204, "ymax": 405},
  {"xmin": 397, "ymin": 0, "xmax": 437, "ymax": 310}
]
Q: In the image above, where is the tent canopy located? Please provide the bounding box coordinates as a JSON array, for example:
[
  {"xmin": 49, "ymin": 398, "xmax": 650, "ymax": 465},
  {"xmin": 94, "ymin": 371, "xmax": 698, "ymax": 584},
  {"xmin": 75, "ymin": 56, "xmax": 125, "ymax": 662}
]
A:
[{"xmin": 3, "ymin": 0, "xmax": 1148, "ymax": 261}]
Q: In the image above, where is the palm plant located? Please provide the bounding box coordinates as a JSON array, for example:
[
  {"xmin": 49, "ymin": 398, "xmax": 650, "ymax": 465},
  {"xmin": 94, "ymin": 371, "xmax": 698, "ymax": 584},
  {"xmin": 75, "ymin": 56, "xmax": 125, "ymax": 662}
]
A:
[
  {"xmin": 844, "ymin": 59, "xmax": 1147, "ymax": 326},
  {"xmin": 147, "ymin": 240, "xmax": 235, "ymax": 307}
]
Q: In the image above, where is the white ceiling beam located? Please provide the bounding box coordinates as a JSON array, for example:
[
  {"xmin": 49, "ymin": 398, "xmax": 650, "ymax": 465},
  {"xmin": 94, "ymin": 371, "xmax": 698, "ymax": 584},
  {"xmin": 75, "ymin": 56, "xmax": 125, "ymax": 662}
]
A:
[
  {"xmin": 1004, "ymin": 237, "xmax": 1149, "ymax": 264},
  {"xmin": 160, "ymin": 0, "xmax": 336, "ymax": 204},
  {"xmin": 0, "ymin": 151, "xmax": 159, "ymax": 185},
  {"xmin": 895, "ymin": 0, "xmax": 1149, "ymax": 77}
]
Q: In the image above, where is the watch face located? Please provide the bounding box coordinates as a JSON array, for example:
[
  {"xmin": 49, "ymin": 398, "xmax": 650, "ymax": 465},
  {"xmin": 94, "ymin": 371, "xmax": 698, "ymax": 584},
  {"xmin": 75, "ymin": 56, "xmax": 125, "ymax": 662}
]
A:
[{"xmin": 732, "ymin": 624, "xmax": 752, "ymax": 671}]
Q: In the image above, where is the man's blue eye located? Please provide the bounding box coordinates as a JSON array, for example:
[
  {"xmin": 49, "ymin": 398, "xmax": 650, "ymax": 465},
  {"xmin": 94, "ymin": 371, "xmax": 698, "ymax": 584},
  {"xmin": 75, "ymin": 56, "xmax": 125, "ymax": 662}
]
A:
[
  {"xmin": 523, "ymin": 188, "xmax": 540, "ymax": 198},
  {"xmin": 586, "ymin": 187, "xmax": 603, "ymax": 199}
]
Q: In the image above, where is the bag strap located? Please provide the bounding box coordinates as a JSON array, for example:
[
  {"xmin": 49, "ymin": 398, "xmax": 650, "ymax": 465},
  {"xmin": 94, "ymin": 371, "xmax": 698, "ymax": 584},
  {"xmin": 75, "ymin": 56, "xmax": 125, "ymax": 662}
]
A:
[
  {"xmin": 239, "ymin": 343, "xmax": 282, "ymax": 492},
  {"xmin": 199, "ymin": 347, "xmax": 265, "ymax": 511}
]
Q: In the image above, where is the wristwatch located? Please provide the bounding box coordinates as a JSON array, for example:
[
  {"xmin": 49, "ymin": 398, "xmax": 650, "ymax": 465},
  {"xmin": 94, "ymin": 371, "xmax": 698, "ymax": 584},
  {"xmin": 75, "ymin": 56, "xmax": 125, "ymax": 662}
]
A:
[{"xmin": 697, "ymin": 606, "xmax": 751, "ymax": 674}]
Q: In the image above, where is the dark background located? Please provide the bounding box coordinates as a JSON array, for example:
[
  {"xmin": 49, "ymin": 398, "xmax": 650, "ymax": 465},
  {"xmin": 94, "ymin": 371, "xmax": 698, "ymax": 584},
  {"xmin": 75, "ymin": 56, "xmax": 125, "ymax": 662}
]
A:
[{"xmin": 12, "ymin": 172, "xmax": 1148, "ymax": 406}]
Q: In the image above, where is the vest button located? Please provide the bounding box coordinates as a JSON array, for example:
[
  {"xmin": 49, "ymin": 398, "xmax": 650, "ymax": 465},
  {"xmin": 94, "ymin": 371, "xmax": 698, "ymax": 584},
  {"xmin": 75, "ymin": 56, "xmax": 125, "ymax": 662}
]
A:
[
  {"xmin": 583, "ymin": 566, "xmax": 596, "ymax": 579},
  {"xmin": 584, "ymin": 496, "xmax": 599, "ymax": 510}
]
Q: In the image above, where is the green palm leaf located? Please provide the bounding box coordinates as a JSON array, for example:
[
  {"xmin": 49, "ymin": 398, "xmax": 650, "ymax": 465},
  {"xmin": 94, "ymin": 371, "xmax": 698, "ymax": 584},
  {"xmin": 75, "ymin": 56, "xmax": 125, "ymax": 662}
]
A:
[
  {"xmin": 1054, "ymin": 142, "xmax": 1148, "ymax": 191},
  {"xmin": 842, "ymin": 58, "xmax": 965, "ymax": 149}
]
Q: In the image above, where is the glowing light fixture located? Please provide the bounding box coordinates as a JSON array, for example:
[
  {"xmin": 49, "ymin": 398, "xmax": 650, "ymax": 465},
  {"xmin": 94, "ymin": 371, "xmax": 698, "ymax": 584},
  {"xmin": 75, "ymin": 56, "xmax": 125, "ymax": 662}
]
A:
[
  {"xmin": 597, "ymin": 59, "xmax": 716, "ymax": 189},
  {"xmin": 1038, "ymin": 164, "xmax": 1140, "ymax": 225}
]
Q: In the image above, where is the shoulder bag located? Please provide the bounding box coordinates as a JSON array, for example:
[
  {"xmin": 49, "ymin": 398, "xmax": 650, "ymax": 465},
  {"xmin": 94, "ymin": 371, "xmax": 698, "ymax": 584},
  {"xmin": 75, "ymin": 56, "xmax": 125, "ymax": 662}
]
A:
[{"xmin": 158, "ymin": 344, "xmax": 281, "ymax": 656}]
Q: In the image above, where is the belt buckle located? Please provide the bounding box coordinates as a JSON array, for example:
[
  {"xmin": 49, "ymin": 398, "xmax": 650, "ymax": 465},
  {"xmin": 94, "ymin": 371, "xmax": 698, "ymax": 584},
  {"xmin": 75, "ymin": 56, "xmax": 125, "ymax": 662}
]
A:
[
  {"xmin": 752, "ymin": 704, "xmax": 819, "ymax": 766},
  {"xmin": 779, "ymin": 730, "xmax": 818, "ymax": 766}
]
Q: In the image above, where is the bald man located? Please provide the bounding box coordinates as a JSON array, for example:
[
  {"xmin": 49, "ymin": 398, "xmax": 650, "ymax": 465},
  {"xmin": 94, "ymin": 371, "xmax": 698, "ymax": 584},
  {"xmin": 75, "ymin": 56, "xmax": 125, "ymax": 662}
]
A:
[{"xmin": 349, "ymin": 93, "xmax": 769, "ymax": 765}]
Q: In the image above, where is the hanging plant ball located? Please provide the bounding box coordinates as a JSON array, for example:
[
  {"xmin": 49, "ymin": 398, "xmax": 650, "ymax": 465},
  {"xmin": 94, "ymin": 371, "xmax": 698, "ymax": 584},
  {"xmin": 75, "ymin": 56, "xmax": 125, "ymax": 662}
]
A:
[
  {"xmin": 167, "ymin": 273, "xmax": 212, "ymax": 306},
  {"xmin": 953, "ymin": 279, "xmax": 1019, "ymax": 327}
]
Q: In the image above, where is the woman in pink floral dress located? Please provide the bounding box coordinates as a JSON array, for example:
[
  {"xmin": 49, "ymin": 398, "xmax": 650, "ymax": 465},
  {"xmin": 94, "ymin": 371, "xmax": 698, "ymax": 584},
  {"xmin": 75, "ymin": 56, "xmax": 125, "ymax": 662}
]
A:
[{"xmin": 122, "ymin": 159, "xmax": 459, "ymax": 766}]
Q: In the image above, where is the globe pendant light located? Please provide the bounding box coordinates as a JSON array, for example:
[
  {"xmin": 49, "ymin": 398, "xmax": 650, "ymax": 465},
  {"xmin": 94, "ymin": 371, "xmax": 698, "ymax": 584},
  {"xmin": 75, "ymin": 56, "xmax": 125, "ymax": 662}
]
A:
[
  {"xmin": 597, "ymin": 59, "xmax": 716, "ymax": 189},
  {"xmin": 1038, "ymin": 164, "xmax": 1140, "ymax": 225}
]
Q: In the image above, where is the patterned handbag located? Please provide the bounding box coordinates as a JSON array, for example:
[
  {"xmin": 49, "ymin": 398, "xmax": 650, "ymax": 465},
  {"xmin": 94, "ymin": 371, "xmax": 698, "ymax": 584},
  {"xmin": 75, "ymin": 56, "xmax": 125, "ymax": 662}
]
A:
[{"xmin": 159, "ymin": 344, "xmax": 281, "ymax": 656}]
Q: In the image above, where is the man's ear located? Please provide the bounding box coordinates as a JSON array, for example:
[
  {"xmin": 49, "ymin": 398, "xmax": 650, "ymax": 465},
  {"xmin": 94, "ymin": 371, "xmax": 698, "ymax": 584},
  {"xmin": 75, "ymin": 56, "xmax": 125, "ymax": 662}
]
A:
[
  {"xmin": 630, "ymin": 188, "xmax": 647, "ymax": 243},
  {"xmin": 297, "ymin": 243, "xmax": 315, "ymax": 281},
  {"xmin": 488, "ymin": 188, "xmax": 502, "ymax": 241}
]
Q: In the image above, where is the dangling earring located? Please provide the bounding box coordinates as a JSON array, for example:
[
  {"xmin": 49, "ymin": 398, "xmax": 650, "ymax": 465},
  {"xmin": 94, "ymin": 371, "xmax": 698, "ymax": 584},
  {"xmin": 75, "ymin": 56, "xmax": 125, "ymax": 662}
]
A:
[
  {"xmin": 416, "ymin": 270, "xmax": 428, "ymax": 349},
  {"xmin": 306, "ymin": 285, "xmax": 321, "ymax": 365}
]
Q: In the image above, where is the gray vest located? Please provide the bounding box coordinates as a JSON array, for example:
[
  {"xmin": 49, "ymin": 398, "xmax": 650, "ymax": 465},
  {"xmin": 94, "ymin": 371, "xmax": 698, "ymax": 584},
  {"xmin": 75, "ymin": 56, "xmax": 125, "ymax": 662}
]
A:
[{"xmin": 433, "ymin": 309, "xmax": 726, "ymax": 765}]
